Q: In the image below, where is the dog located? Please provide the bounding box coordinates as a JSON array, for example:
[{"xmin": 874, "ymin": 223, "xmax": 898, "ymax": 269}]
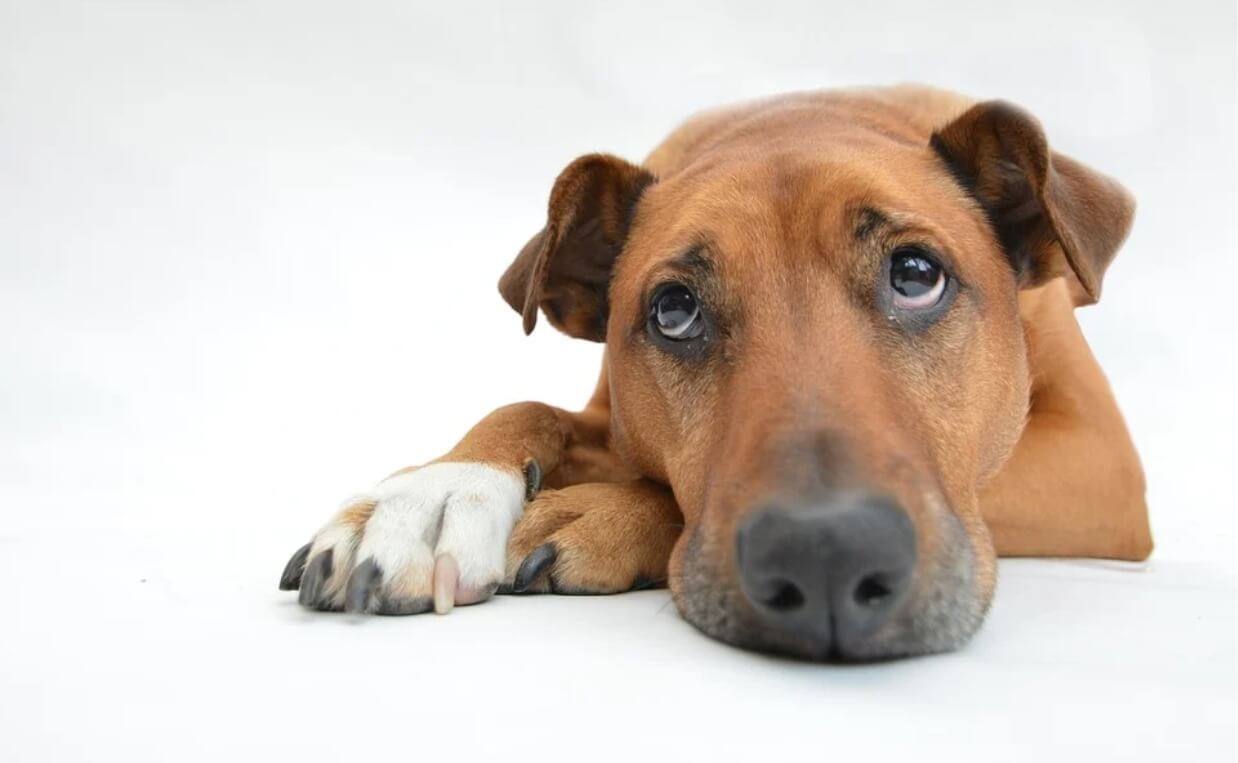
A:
[{"xmin": 278, "ymin": 85, "xmax": 1153, "ymax": 661}]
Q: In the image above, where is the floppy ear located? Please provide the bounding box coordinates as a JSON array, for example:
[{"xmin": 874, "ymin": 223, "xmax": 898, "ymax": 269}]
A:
[
  {"xmin": 931, "ymin": 101, "xmax": 1135, "ymax": 305},
  {"xmin": 499, "ymin": 154, "xmax": 654, "ymax": 340}
]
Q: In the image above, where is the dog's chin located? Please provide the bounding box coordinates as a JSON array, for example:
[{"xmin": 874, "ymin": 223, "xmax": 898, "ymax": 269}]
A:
[{"xmin": 670, "ymin": 515, "xmax": 993, "ymax": 662}]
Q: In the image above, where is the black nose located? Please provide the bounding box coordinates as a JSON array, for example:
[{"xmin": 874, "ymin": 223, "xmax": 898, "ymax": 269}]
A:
[{"xmin": 736, "ymin": 493, "xmax": 917, "ymax": 654}]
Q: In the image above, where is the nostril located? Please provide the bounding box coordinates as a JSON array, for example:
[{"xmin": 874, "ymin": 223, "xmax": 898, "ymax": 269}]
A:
[
  {"xmin": 760, "ymin": 579, "xmax": 805, "ymax": 611},
  {"xmin": 853, "ymin": 573, "xmax": 894, "ymax": 608}
]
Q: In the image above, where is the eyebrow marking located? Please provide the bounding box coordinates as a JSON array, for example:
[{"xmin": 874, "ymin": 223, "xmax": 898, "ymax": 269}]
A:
[
  {"xmin": 667, "ymin": 244, "xmax": 716, "ymax": 277},
  {"xmin": 854, "ymin": 206, "xmax": 890, "ymax": 241}
]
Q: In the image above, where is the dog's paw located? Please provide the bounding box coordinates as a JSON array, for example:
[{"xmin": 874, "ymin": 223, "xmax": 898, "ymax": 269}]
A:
[
  {"xmin": 280, "ymin": 461, "xmax": 534, "ymax": 614},
  {"xmin": 501, "ymin": 481, "xmax": 680, "ymax": 595}
]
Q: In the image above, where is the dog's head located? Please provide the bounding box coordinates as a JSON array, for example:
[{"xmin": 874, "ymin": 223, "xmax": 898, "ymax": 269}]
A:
[{"xmin": 499, "ymin": 92, "xmax": 1133, "ymax": 660}]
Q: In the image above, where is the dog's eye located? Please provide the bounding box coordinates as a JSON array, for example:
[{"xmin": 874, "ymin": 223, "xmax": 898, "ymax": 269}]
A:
[
  {"xmin": 650, "ymin": 284, "xmax": 705, "ymax": 341},
  {"xmin": 890, "ymin": 248, "xmax": 947, "ymax": 310}
]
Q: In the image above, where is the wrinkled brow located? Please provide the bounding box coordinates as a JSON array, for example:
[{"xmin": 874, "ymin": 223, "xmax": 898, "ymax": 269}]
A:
[
  {"xmin": 853, "ymin": 205, "xmax": 930, "ymax": 242},
  {"xmin": 664, "ymin": 244, "xmax": 716, "ymax": 279},
  {"xmin": 854, "ymin": 206, "xmax": 889, "ymax": 241}
]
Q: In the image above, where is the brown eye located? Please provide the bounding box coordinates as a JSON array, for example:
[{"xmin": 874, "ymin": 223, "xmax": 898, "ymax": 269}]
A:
[
  {"xmin": 890, "ymin": 249, "xmax": 947, "ymax": 309},
  {"xmin": 651, "ymin": 284, "xmax": 704, "ymax": 341}
]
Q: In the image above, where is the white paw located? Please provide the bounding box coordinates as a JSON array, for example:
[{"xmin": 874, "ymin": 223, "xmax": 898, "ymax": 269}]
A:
[{"xmin": 284, "ymin": 462, "xmax": 527, "ymax": 614}]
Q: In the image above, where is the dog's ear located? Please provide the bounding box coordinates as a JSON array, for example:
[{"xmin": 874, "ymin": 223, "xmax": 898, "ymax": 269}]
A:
[
  {"xmin": 499, "ymin": 154, "xmax": 654, "ymax": 340},
  {"xmin": 932, "ymin": 101, "xmax": 1134, "ymax": 305}
]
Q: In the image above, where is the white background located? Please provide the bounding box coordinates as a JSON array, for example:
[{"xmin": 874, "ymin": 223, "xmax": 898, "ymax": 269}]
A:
[{"xmin": 1, "ymin": 1, "xmax": 1234, "ymax": 760}]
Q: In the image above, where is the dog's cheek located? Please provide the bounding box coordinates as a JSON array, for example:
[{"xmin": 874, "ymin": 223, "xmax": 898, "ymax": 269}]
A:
[{"xmin": 609, "ymin": 379, "xmax": 674, "ymax": 483}]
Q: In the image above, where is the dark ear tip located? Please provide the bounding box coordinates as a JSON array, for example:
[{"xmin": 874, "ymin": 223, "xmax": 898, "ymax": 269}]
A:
[
  {"xmin": 521, "ymin": 309, "xmax": 538, "ymax": 335},
  {"xmin": 1072, "ymin": 273, "xmax": 1103, "ymax": 306}
]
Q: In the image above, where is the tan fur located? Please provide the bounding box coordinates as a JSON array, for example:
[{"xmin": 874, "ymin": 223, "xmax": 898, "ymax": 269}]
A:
[
  {"xmin": 338, "ymin": 499, "xmax": 377, "ymax": 531},
  {"xmin": 981, "ymin": 277, "xmax": 1152, "ymax": 558}
]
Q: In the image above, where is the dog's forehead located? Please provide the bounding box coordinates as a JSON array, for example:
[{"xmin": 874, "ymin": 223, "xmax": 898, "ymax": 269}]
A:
[{"xmin": 628, "ymin": 137, "xmax": 975, "ymax": 277}]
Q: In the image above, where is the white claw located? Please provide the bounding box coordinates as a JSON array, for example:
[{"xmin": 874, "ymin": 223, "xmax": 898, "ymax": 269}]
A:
[{"xmin": 433, "ymin": 554, "xmax": 458, "ymax": 614}]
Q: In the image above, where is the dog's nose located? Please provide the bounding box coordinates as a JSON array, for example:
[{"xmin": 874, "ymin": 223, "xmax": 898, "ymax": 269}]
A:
[{"xmin": 736, "ymin": 493, "xmax": 917, "ymax": 653}]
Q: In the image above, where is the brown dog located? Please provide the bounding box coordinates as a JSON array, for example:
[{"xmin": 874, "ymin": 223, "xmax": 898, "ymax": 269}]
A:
[{"xmin": 279, "ymin": 85, "xmax": 1152, "ymax": 660}]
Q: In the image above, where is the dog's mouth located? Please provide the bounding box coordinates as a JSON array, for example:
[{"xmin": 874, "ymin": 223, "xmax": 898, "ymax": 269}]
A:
[{"xmin": 669, "ymin": 493, "xmax": 993, "ymax": 662}]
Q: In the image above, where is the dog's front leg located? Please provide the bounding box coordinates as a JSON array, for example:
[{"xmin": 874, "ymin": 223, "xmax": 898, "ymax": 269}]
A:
[
  {"xmin": 280, "ymin": 401, "xmax": 591, "ymax": 614},
  {"xmin": 502, "ymin": 480, "xmax": 682, "ymax": 595},
  {"xmin": 981, "ymin": 279, "xmax": 1153, "ymax": 561},
  {"xmin": 980, "ymin": 412, "xmax": 1152, "ymax": 561}
]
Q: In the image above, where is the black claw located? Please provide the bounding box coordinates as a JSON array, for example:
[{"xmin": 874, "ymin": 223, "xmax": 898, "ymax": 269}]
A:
[
  {"xmin": 513, "ymin": 543, "xmax": 558, "ymax": 592},
  {"xmin": 523, "ymin": 458, "xmax": 543, "ymax": 501},
  {"xmin": 279, "ymin": 543, "xmax": 313, "ymax": 591},
  {"xmin": 298, "ymin": 549, "xmax": 334, "ymax": 608},
  {"xmin": 344, "ymin": 558, "xmax": 383, "ymax": 614}
]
